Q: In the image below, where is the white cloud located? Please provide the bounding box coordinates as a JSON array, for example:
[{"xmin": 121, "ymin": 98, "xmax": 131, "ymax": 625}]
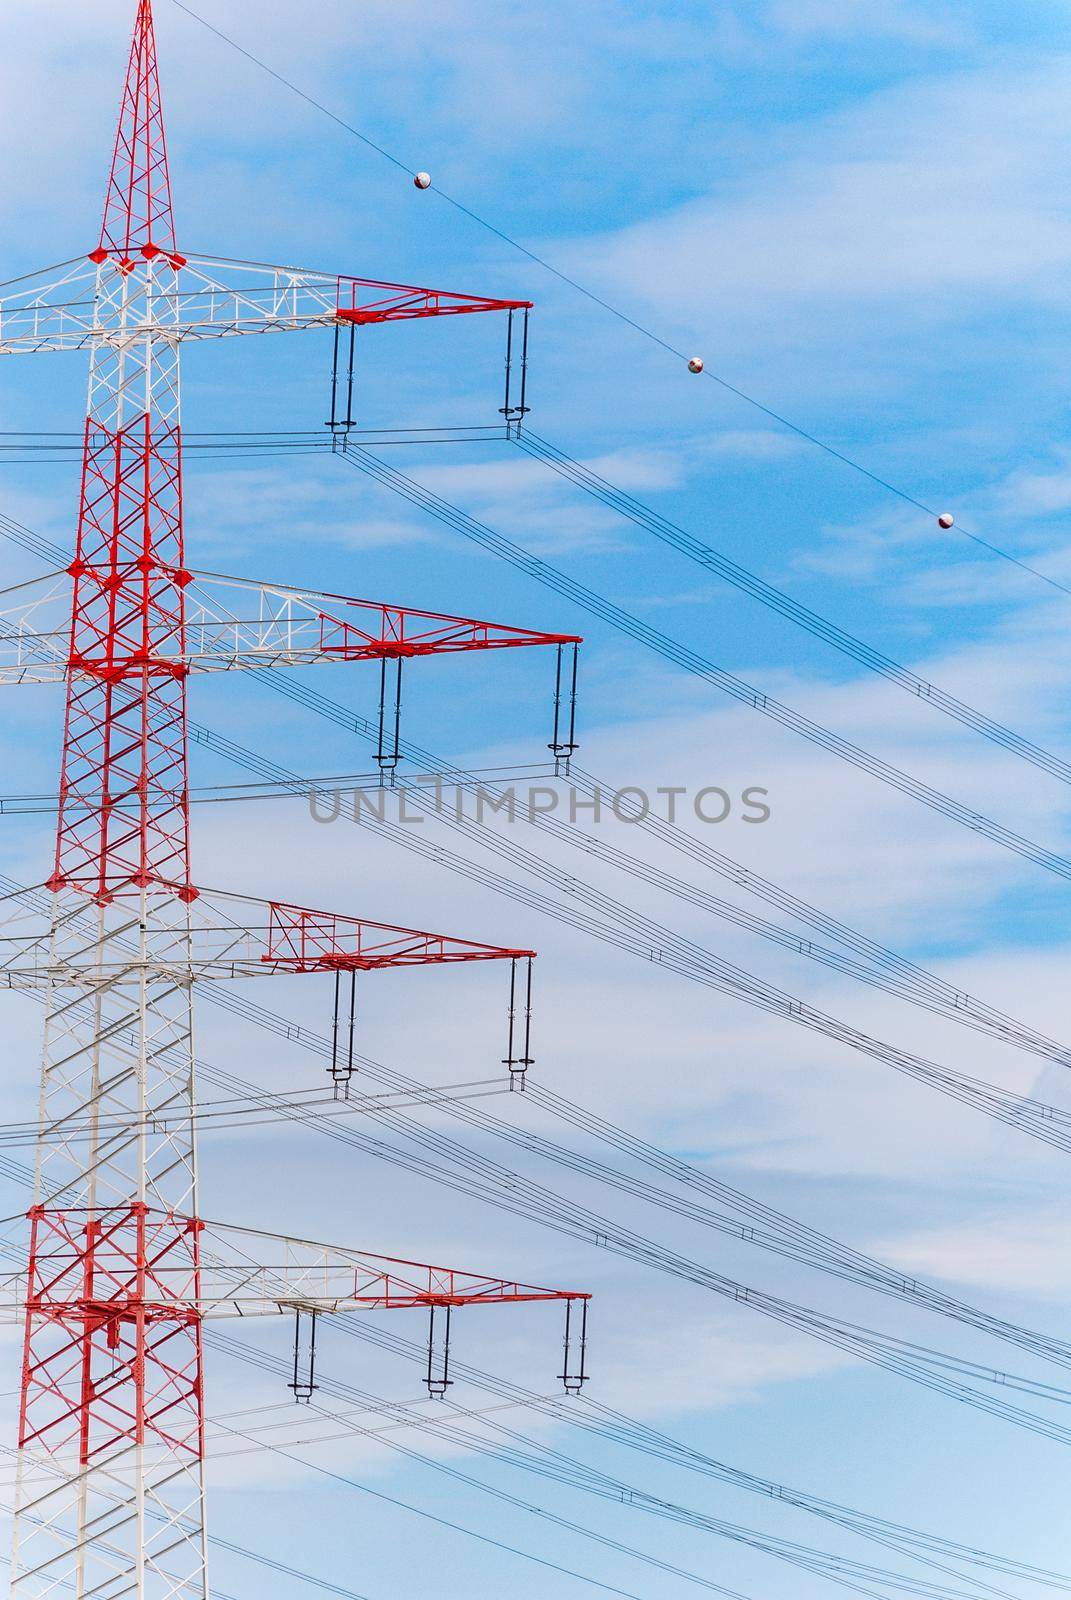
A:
[
  {"xmin": 761, "ymin": 0, "xmax": 968, "ymax": 45},
  {"xmin": 568, "ymin": 56, "xmax": 1071, "ymax": 333},
  {"xmin": 875, "ymin": 1208, "xmax": 1071, "ymax": 1300}
]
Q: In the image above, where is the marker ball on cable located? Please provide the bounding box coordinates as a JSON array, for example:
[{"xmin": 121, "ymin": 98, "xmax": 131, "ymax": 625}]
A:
[
  {"xmin": 937, "ymin": 512, "xmax": 954, "ymax": 529},
  {"xmin": 687, "ymin": 356, "xmax": 704, "ymax": 374},
  {"xmin": 413, "ymin": 171, "xmax": 432, "ymax": 190}
]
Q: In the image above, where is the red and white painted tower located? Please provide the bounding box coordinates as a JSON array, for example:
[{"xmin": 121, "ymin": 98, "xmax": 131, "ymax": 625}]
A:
[
  {"xmin": 0, "ymin": 5, "xmax": 588, "ymax": 1595},
  {"xmin": 16, "ymin": 12, "xmax": 210, "ymax": 1594}
]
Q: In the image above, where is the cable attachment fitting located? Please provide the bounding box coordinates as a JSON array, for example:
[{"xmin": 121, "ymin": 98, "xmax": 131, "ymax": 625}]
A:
[
  {"xmin": 425, "ymin": 1303, "xmax": 453, "ymax": 1399},
  {"xmin": 548, "ymin": 642, "xmax": 580, "ymax": 775},
  {"xmin": 327, "ymin": 319, "xmax": 358, "ymax": 438},
  {"xmin": 289, "ymin": 1308, "xmax": 319, "ymax": 1404},
  {"xmin": 559, "ymin": 1298, "xmax": 589, "ymax": 1396}
]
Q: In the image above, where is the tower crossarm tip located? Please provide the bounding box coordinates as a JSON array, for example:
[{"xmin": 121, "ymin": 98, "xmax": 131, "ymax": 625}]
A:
[
  {"xmin": 335, "ymin": 276, "xmax": 532, "ymax": 326},
  {"xmin": 259, "ymin": 895, "xmax": 535, "ymax": 973}
]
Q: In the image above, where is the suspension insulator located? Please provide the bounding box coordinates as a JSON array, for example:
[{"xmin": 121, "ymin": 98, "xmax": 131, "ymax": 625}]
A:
[
  {"xmin": 548, "ymin": 642, "xmax": 580, "ymax": 774},
  {"xmin": 560, "ymin": 1298, "xmax": 589, "ymax": 1395},
  {"xmin": 329, "ymin": 969, "xmax": 358, "ymax": 1099},
  {"xmin": 376, "ymin": 656, "xmax": 403, "ymax": 781},
  {"xmin": 425, "ymin": 1303, "xmax": 452, "ymax": 1398},
  {"xmin": 289, "ymin": 1308, "xmax": 319, "ymax": 1404},
  {"xmin": 503, "ymin": 956, "xmax": 535, "ymax": 1086}
]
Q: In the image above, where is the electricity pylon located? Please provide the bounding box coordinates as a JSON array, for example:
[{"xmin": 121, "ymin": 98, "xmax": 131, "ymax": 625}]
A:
[{"xmin": 0, "ymin": 5, "xmax": 588, "ymax": 1595}]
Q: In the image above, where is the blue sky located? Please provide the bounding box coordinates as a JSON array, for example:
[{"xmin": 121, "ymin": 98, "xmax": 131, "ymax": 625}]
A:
[{"xmin": 1, "ymin": 0, "xmax": 1071, "ymax": 1596}]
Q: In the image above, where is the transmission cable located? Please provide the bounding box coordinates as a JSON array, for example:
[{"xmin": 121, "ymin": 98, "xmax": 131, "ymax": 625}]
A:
[
  {"xmin": 154, "ymin": 715, "xmax": 1071, "ymax": 1158},
  {"xmin": 205, "ymin": 1327, "xmax": 1012, "ymax": 1600},
  {"xmin": 176, "ymin": 604, "xmax": 1071, "ymax": 1080},
  {"xmin": 335, "ymin": 1314, "xmax": 1071, "ymax": 1597},
  {"xmin": 4, "ymin": 503, "xmax": 1069, "ymax": 1088},
  {"xmin": 4, "ymin": 1221, "xmax": 1047, "ymax": 1600},
  {"xmin": 164, "ymin": 0, "xmax": 1071, "ymax": 604},
  {"xmin": 4, "ymin": 873, "xmax": 1071, "ymax": 1405},
  {"xmin": 513, "ymin": 429, "xmax": 1071, "ymax": 787},
  {"xmin": 5, "ymin": 949, "xmax": 1071, "ymax": 1450},
  {"xmin": 332, "ymin": 444, "xmax": 1071, "ymax": 884},
  {"xmin": 5, "ymin": 509, "xmax": 1068, "ymax": 1163}
]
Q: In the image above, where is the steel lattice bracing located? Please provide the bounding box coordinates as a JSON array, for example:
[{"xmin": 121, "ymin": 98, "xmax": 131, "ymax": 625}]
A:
[{"xmin": 5, "ymin": 3, "xmax": 586, "ymax": 1598}]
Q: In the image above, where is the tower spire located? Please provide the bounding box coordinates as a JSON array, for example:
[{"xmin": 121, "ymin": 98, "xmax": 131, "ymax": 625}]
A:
[{"xmin": 93, "ymin": 0, "xmax": 177, "ymax": 264}]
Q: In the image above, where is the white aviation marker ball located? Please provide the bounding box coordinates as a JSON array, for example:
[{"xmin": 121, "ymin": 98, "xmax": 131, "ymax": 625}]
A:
[
  {"xmin": 413, "ymin": 171, "xmax": 432, "ymax": 190},
  {"xmin": 937, "ymin": 512, "xmax": 955, "ymax": 529},
  {"xmin": 687, "ymin": 356, "xmax": 704, "ymax": 373}
]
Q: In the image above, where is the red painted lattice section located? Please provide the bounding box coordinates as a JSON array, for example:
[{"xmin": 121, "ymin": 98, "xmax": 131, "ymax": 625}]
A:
[
  {"xmin": 50, "ymin": 416, "xmax": 194, "ymax": 902},
  {"xmin": 335, "ymin": 277, "xmax": 531, "ymax": 326},
  {"xmin": 19, "ymin": 1206, "xmax": 204, "ymax": 1466},
  {"xmin": 325, "ymin": 1249, "xmax": 592, "ymax": 1309},
  {"xmin": 93, "ymin": 0, "xmax": 178, "ymax": 265},
  {"xmin": 315, "ymin": 596, "xmax": 579, "ymax": 660}
]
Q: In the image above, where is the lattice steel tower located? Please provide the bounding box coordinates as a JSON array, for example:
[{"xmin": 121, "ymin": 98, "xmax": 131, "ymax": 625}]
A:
[{"xmin": 0, "ymin": 5, "xmax": 588, "ymax": 1595}]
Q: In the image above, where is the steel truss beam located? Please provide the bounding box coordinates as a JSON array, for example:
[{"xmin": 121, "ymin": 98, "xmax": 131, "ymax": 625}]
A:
[
  {"xmin": 0, "ymin": 569, "xmax": 579, "ymax": 685},
  {"xmin": 0, "ymin": 1214, "xmax": 587, "ymax": 1323},
  {"xmin": 0, "ymin": 257, "xmax": 530, "ymax": 355},
  {"xmin": 0, "ymin": 885, "xmax": 534, "ymax": 986}
]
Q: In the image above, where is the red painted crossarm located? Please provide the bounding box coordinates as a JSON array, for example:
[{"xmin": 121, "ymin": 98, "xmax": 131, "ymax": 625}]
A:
[
  {"xmin": 335, "ymin": 276, "xmax": 532, "ymax": 326},
  {"xmin": 317, "ymin": 595, "xmax": 581, "ymax": 660},
  {"xmin": 262, "ymin": 899, "xmax": 535, "ymax": 973},
  {"xmin": 336, "ymin": 1249, "xmax": 591, "ymax": 1310}
]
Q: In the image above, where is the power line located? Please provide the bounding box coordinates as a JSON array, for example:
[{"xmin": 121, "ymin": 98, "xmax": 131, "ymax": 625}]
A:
[
  {"xmin": 205, "ymin": 1328, "xmax": 1006, "ymax": 1600},
  {"xmin": 0, "ymin": 1311, "xmax": 663, "ymax": 1600},
  {"xmin": 8, "ymin": 461, "xmax": 1071, "ymax": 906},
  {"xmin": 334, "ymin": 1317, "xmax": 1071, "ymax": 1597},
  {"xmin": 6, "ymin": 869, "xmax": 1070, "ymax": 1389},
  {"xmin": 334, "ymin": 443, "xmax": 1071, "ymax": 884},
  {"xmin": 14, "ymin": 507, "xmax": 1059, "ymax": 1160},
  {"xmin": 14, "ymin": 411, "xmax": 1071, "ymax": 827},
  {"xmin": 6, "ymin": 531, "xmax": 1069, "ymax": 1420},
  {"xmin": 513, "ymin": 430, "xmax": 1071, "ymax": 786},
  {"xmin": 171, "ymin": 702, "xmax": 1071, "ymax": 1159},
  {"xmin": 4, "ymin": 919, "xmax": 1069, "ymax": 1448},
  {"xmin": 16, "ymin": 410, "xmax": 1070, "ymax": 808},
  {"xmin": 172, "ymin": 607, "xmax": 1071, "ymax": 1082},
  {"xmin": 5, "ymin": 522, "xmax": 1071, "ymax": 1199},
  {"xmin": 5, "ymin": 536, "xmax": 1064, "ymax": 1094},
  {"xmin": 0, "ymin": 762, "xmax": 555, "ymax": 816},
  {"xmin": 164, "ymin": 0, "xmax": 1071, "ymax": 604}
]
